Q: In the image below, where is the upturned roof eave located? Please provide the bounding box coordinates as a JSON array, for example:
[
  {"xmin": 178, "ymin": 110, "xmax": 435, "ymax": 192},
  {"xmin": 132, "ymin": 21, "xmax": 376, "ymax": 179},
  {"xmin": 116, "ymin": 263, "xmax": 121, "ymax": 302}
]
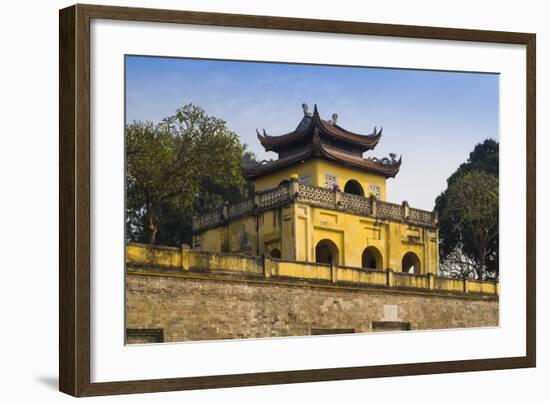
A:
[
  {"xmin": 257, "ymin": 105, "xmax": 382, "ymax": 153},
  {"xmin": 242, "ymin": 132, "xmax": 401, "ymax": 179}
]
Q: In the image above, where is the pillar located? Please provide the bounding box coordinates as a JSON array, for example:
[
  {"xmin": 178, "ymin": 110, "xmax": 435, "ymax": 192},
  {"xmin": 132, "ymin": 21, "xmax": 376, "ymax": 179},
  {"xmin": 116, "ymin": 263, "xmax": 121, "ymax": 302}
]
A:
[{"xmin": 181, "ymin": 244, "xmax": 191, "ymax": 271}]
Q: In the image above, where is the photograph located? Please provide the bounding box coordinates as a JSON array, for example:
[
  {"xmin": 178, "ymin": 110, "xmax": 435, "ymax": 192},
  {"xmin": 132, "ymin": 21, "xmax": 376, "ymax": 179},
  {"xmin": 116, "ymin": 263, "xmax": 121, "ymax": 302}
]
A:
[
  {"xmin": 124, "ymin": 56, "xmax": 500, "ymax": 344},
  {"xmin": 0, "ymin": 0, "xmax": 542, "ymax": 398}
]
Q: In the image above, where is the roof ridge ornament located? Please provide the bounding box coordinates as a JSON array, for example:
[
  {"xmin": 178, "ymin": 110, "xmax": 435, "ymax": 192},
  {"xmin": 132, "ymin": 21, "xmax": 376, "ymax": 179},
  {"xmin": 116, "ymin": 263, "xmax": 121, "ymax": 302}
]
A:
[
  {"xmin": 370, "ymin": 126, "xmax": 383, "ymax": 136},
  {"xmin": 367, "ymin": 153, "xmax": 401, "ymax": 166},
  {"xmin": 302, "ymin": 103, "xmax": 312, "ymax": 117},
  {"xmin": 256, "ymin": 103, "xmax": 382, "ymax": 153},
  {"xmin": 256, "ymin": 128, "xmax": 269, "ymax": 138}
]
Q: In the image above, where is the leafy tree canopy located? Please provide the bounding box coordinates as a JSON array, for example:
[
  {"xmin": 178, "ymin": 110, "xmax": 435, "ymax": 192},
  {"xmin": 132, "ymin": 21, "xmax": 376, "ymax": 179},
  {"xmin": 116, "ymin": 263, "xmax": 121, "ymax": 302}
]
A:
[
  {"xmin": 126, "ymin": 104, "xmax": 253, "ymax": 245},
  {"xmin": 434, "ymin": 139, "xmax": 499, "ymax": 280}
]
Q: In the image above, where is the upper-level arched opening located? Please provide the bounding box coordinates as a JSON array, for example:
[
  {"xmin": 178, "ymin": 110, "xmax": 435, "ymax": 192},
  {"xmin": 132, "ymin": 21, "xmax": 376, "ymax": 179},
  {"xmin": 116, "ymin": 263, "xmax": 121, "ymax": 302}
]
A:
[
  {"xmin": 362, "ymin": 246, "xmax": 383, "ymax": 269},
  {"xmin": 402, "ymin": 251, "xmax": 421, "ymax": 274},
  {"xmin": 315, "ymin": 239, "xmax": 339, "ymax": 266},
  {"xmin": 269, "ymin": 248, "xmax": 281, "ymax": 259},
  {"xmin": 343, "ymin": 179, "xmax": 364, "ymax": 196},
  {"xmin": 278, "ymin": 179, "xmax": 290, "ymax": 187}
]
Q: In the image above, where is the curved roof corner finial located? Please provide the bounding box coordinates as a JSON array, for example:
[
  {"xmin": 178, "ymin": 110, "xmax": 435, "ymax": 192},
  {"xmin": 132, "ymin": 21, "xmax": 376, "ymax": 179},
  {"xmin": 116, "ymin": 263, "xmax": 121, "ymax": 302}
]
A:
[
  {"xmin": 371, "ymin": 126, "xmax": 383, "ymax": 136},
  {"xmin": 256, "ymin": 128, "xmax": 269, "ymax": 138},
  {"xmin": 302, "ymin": 103, "xmax": 312, "ymax": 117},
  {"xmin": 313, "ymin": 104, "xmax": 319, "ymax": 117}
]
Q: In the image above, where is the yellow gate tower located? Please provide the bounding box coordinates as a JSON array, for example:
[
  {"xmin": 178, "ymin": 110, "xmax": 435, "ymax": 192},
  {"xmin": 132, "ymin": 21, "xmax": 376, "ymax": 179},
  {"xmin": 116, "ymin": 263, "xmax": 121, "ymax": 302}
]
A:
[{"xmin": 193, "ymin": 104, "xmax": 439, "ymax": 275}]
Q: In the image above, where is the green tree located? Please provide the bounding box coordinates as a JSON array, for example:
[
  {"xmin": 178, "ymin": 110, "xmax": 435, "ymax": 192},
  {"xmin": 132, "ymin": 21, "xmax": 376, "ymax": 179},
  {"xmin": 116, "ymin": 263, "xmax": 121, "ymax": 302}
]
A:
[
  {"xmin": 126, "ymin": 104, "xmax": 247, "ymax": 245},
  {"xmin": 435, "ymin": 139, "xmax": 499, "ymax": 279},
  {"xmin": 447, "ymin": 138, "xmax": 499, "ymax": 184},
  {"xmin": 437, "ymin": 171, "xmax": 499, "ymax": 280}
]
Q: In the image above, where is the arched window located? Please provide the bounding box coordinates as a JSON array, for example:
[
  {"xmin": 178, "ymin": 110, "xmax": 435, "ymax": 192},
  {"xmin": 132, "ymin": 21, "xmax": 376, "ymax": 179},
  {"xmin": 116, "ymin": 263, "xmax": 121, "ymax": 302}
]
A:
[
  {"xmin": 343, "ymin": 180, "xmax": 364, "ymax": 196},
  {"xmin": 269, "ymin": 248, "xmax": 281, "ymax": 259},
  {"xmin": 315, "ymin": 239, "xmax": 339, "ymax": 265},
  {"xmin": 278, "ymin": 179, "xmax": 290, "ymax": 187},
  {"xmin": 402, "ymin": 252, "xmax": 421, "ymax": 274},
  {"xmin": 362, "ymin": 246, "xmax": 383, "ymax": 269}
]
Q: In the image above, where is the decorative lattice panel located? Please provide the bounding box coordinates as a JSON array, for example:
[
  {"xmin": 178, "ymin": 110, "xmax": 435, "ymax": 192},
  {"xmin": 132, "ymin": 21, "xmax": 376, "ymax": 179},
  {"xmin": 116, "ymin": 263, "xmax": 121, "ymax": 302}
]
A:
[
  {"xmin": 376, "ymin": 201, "xmax": 404, "ymax": 220},
  {"xmin": 409, "ymin": 207, "xmax": 434, "ymax": 225},
  {"xmin": 228, "ymin": 199, "xmax": 255, "ymax": 218},
  {"xmin": 194, "ymin": 208, "xmax": 223, "ymax": 229},
  {"xmin": 340, "ymin": 192, "xmax": 371, "ymax": 214},
  {"xmin": 194, "ymin": 182, "xmax": 435, "ymax": 231},
  {"xmin": 259, "ymin": 186, "xmax": 290, "ymax": 208},
  {"xmin": 297, "ymin": 185, "xmax": 335, "ymax": 208}
]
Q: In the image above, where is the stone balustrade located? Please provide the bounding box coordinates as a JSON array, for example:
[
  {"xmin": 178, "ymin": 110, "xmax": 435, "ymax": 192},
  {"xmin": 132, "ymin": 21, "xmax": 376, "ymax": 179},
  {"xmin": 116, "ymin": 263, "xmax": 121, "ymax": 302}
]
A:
[
  {"xmin": 126, "ymin": 243, "xmax": 498, "ymax": 297},
  {"xmin": 193, "ymin": 182, "xmax": 438, "ymax": 231}
]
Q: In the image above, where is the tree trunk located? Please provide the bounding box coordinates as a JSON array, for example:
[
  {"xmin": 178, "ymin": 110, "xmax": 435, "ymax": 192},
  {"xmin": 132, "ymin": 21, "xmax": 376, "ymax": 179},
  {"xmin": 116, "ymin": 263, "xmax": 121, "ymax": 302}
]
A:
[
  {"xmin": 477, "ymin": 245, "xmax": 486, "ymax": 280},
  {"xmin": 145, "ymin": 202, "xmax": 158, "ymax": 245}
]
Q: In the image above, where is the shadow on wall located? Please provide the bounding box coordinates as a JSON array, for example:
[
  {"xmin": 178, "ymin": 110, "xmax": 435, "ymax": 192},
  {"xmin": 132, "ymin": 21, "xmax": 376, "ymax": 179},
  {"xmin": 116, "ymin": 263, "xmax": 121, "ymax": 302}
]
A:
[{"xmin": 34, "ymin": 376, "xmax": 58, "ymax": 391}]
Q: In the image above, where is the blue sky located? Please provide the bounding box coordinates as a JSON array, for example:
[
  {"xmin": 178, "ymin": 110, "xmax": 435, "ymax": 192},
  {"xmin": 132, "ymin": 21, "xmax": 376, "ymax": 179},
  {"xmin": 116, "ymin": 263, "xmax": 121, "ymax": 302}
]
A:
[{"xmin": 126, "ymin": 56, "xmax": 499, "ymax": 211}]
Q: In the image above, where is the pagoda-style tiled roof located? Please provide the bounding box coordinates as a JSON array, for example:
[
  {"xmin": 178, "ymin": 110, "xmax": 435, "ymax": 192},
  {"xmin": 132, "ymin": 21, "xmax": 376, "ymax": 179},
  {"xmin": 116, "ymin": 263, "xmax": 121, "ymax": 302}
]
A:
[
  {"xmin": 257, "ymin": 104, "xmax": 381, "ymax": 153},
  {"xmin": 243, "ymin": 104, "xmax": 402, "ymax": 179},
  {"xmin": 243, "ymin": 130, "xmax": 401, "ymax": 179}
]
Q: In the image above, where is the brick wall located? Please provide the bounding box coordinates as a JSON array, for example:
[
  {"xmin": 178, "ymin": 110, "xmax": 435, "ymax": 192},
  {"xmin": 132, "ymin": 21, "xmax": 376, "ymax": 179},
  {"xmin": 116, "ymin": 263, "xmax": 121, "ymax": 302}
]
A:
[{"xmin": 126, "ymin": 269, "xmax": 498, "ymax": 343}]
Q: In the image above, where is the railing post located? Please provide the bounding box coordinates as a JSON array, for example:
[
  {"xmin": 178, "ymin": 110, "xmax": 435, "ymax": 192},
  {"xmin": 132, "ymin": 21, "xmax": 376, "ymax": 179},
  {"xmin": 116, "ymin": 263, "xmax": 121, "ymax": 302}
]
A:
[
  {"xmin": 289, "ymin": 173, "xmax": 300, "ymax": 198},
  {"xmin": 371, "ymin": 197, "xmax": 377, "ymax": 217},
  {"xmin": 433, "ymin": 210, "xmax": 439, "ymax": 225},
  {"xmin": 402, "ymin": 200, "xmax": 410, "ymax": 220},
  {"xmin": 427, "ymin": 272, "xmax": 434, "ymax": 290},
  {"xmin": 386, "ymin": 268, "xmax": 394, "ymax": 287},
  {"xmin": 331, "ymin": 263, "xmax": 337, "ymax": 283},
  {"xmin": 263, "ymin": 255, "xmax": 271, "ymax": 278},
  {"xmin": 334, "ymin": 188, "xmax": 342, "ymax": 208},
  {"xmin": 463, "ymin": 278, "xmax": 469, "ymax": 293},
  {"xmin": 181, "ymin": 244, "xmax": 191, "ymax": 271},
  {"xmin": 222, "ymin": 201, "xmax": 229, "ymax": 220}
]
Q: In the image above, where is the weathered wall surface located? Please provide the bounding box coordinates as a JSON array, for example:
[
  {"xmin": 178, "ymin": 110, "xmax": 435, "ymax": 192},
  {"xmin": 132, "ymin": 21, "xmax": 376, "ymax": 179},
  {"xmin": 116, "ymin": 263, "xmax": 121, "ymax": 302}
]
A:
[
  {"xmin": 194, "ymin": 202, "xmax": 439, "ymax": 273},
  {"xmin": 253, "ymin": 159, "xmax": 388, "ymax": 200},
  {"xmin": 126, "ymin": 270, "xmax": 499, "ymax": 343}
]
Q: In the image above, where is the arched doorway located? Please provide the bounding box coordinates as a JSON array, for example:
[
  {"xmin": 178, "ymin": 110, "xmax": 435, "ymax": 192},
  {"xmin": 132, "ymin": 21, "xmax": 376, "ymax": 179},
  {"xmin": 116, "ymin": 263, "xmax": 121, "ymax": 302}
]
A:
[
  {"xmin": 362, "ymin": 246, "xmax": 383, "ymax": 269},
  {"xmin": 269, "ymin": 248, "xmax": 281, "ymax": 259},
  {"xmin": 402, "ymin": 252, "xmax": 421, "ymax": 274},
  {"xmin": 343, "ymin": 180, "xmax": 364, "ymax": 196},
  {"xmin": 315, "ymin": 239, "xmax": 339, "ymax": 265}
]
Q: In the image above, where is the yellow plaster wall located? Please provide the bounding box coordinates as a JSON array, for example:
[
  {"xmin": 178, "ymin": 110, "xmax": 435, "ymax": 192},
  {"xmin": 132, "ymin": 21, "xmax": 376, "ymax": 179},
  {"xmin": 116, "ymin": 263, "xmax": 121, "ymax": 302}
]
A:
[
  {"xmin": 196, "ymin": 207, "xmax": 293, "ymax": 259},
  {"xmin": 125, "ymin": 243, "xmax": 182, "ymax": 268},
  {"xmin": 313, "ymin": 159, "xmax": 388, "ymax": 200},
  {"xmin": 198, "ymin": 216, "xmax": 257, "ymax": 255},
  {"xmin": 273, "ymin": 260, "xmax": 332, "ymax": 281},
  {"xmin": 253, "ymin": 159, "xmax": 317, "ymax": 192},
  {"xmin": 303, "ymin": 205, "xmax": 438, "ymax": 274},
  {"xmin": 196, "ymin": 202, "xmax": 439, "ymax": 275},
  {"xmin": 125, "ymin": 243, "xmax": 498, "ymax": 297},
  {"xmin": 253, "ymin": 158, "xmax": 388, "ymax": 200}
]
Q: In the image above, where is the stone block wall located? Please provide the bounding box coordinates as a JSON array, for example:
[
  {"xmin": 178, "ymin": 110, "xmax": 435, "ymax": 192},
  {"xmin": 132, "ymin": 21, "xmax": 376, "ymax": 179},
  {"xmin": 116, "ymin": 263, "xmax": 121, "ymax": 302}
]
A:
[{"xmin": 126, "ymin": 269, "xmax": 499, "ymax": 343}]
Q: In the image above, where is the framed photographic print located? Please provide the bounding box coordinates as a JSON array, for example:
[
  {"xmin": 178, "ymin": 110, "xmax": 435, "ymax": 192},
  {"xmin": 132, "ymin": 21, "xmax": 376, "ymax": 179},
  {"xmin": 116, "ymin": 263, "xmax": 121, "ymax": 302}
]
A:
[{"xmin": 59, "ymin": 3, "xmax": 536, "ymax": 397}]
